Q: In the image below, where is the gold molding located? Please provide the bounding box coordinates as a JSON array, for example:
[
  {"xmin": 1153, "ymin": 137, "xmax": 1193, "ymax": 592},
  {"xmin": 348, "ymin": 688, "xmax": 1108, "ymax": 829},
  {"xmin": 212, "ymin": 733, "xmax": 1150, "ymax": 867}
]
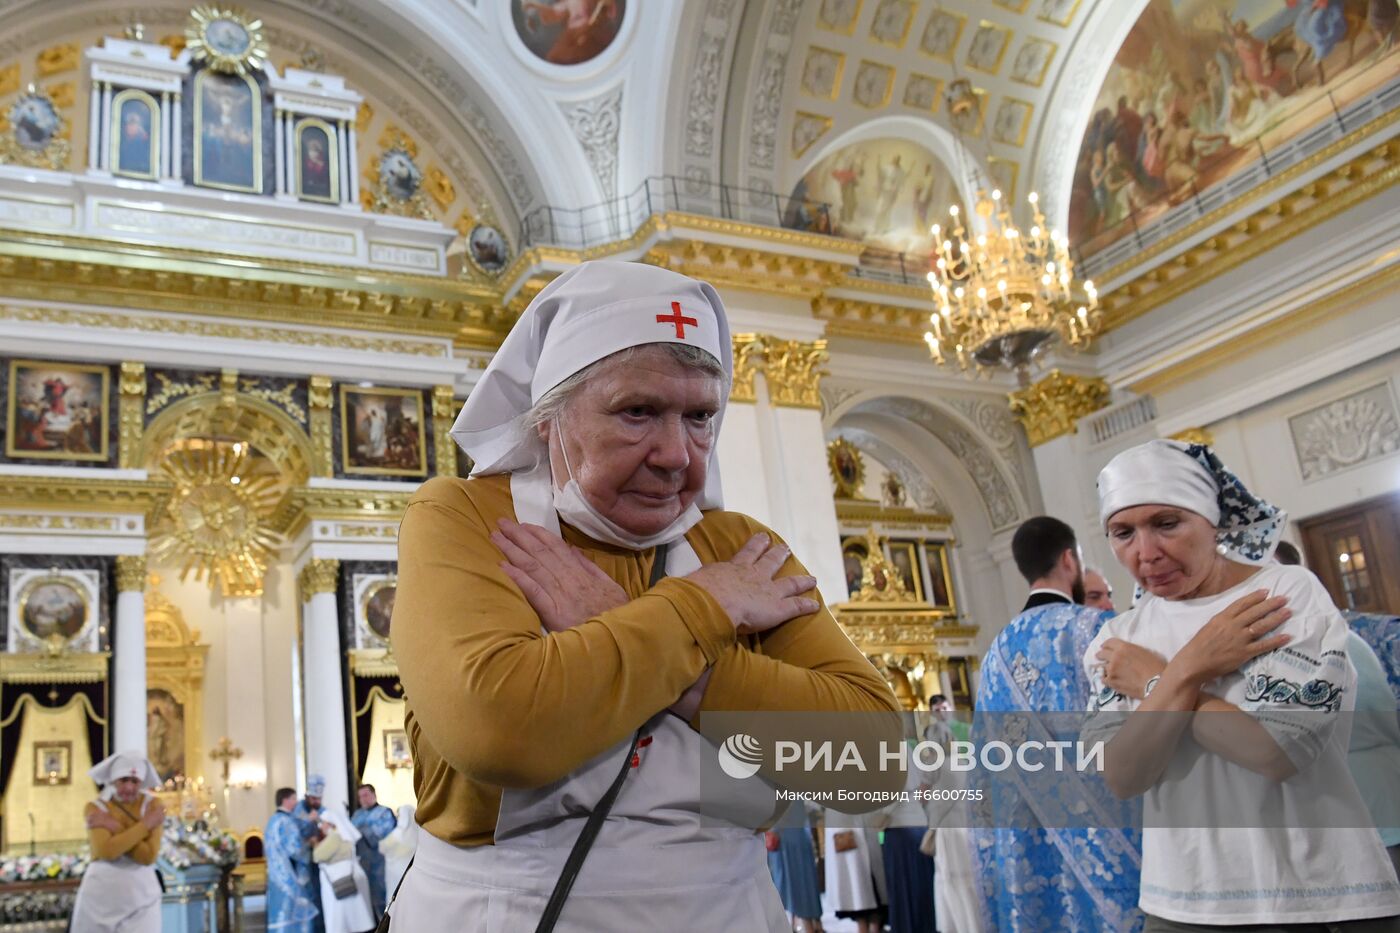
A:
[
  {"xmin": 0, "ymin": 231, "xmax": 505, "ymax": 349},
  {"xmin": 835, "ymin": 500, "xmax": 953, "ymax": 530},
  {"xmin": 0, "ymin": 475, "xmax": 171, "ymax": 516},
  {"xmin": 1007, "ymin": 370, "xmax": 1109, "ymax": 447},
  {"xmin": 1168, "ymin": 427, "xmax": 1214, "ymax": 447},
  {"xmin": 349, "ymin": 648, "xmax": 399, "ymax": 678},
  {"xmin": 1098, "ymin": 134, "xmax": 1399, "ymax": 329},
  {"xmin": 119, "ymin": 361, "xmax": 146, "ymax": 469},
  {"xmin": 308, "ymin": 376, "xmax": 334, "ymax": 478},
  {"xmin": 115, "ymin": 555, "xmax": 147, "ymax": 593},
  {"xmin": 297, "ymin": 558, "xmax": 340, "ymax": 599},
  {"xmin": 274, "ymin": 486, "xmax": 415, "ymax": 538},
  {"xmin": 811, "ymin": 293, "xmax": 931, "ymax": 346},
  {"xmin": 0, "ymin": 652, "xmax": 109, "ymax": 685},
  {"xmin": 432, "ymin": 385, "xmax": 458, "ymax": 477}
]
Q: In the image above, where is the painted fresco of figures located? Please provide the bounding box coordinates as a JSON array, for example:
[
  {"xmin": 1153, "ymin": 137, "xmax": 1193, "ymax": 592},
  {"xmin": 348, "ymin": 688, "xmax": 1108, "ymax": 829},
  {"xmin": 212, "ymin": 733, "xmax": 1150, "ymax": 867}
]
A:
[
  {"xmin": 113, "ymin": 94, "xmax": 156, "ymax": 178},
  {"xmin": 5, "ymin": 361, "xmax": 109, "ymax": 461},
  {"xmin": 340, "ymin": 386, "xmax": 427, "ymax": 477},
  {"xmin": 297, "ymin": 123, "xmax": 334, "ymax": 201},
  {"xmin": 782, "ymin": 138, "xmax": 965, "ymax": 256},
  {"xmin": 146, "ymin": 688, "xmax": 186, "ymax": 782},
  {"xmin": 1069, "ymin": 0, "xmax": 1399, "ymax": 259},
  {"xmin": 512, "ymin": 0, "xmax": 626, "ymax": 65},
  {"xmin": 196, "ymin": 71, "xmax": 259, "ymax": 192}
]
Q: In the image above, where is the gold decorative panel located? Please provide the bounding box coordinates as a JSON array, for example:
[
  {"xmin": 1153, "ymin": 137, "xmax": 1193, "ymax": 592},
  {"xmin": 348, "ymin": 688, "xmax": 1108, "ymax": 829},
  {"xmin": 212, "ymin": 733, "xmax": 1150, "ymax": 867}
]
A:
[
  {"xmin": 852, "ymin": 61, "xmax": 896, "ymax": 109},
  {"xmin": 1037, "ymin": 0, "xmax": 1083, "ymax": 27},
  {"xmin": 869, "ymin": 0, "xmax": 916, "ymax": 47},
  {"xmin": 791, "ymin": 112, "xmax": 833, "ymax": 158},
  {"xmin": 919, "ymin": 10, "xmax": 965, "ymax": 62},
  {"xmin": 36, "ymin": 44, "xmax": 79, "ymax": 77},
  {"xmin": 966, "ymin": 21, "xmax": 1012, "ymax": 74},
  {"xmin": 817, "ymin": 0, "xmax": 864, "ymax": 35},
  {"xmin": 801, "ymin": 47, "xmax": 845, "ymax": 100},
  {"xmin": 990, "ymin": 97, "xmax": 1033, "ymax": 147},
  {"xmin": 903, "ymin": 74, "xmax": 943, "ymax": 113},
  {"xmin": 1009, "ymin": 37, "xmax": 1057, "ymax": 87}
]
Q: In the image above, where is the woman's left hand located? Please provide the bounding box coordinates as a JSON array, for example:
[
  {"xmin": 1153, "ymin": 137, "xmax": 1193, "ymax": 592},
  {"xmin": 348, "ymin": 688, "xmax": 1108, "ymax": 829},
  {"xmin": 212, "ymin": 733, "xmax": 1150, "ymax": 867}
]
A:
[
  {"xmin": 493, "ymin": 519, "xmax": 630, "ymax": 632},
  {"xmin": 1097, "ymin": 637, "xmax": 1168, "ymax": 700}
]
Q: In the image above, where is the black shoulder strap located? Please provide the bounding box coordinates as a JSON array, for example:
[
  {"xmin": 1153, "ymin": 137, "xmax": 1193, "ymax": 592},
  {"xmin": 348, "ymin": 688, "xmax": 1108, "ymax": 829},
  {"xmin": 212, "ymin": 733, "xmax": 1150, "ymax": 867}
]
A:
[{"xmin": 534, "ymin": 542, "xmax": 668, "ymax": 933}]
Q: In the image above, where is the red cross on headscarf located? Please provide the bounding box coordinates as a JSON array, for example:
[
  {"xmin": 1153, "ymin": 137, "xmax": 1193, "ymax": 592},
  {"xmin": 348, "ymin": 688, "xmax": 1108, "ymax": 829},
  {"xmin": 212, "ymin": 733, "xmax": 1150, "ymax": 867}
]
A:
[{"xmin": 656, "ymin": 301, "xmax": 698, "ymax": 339}]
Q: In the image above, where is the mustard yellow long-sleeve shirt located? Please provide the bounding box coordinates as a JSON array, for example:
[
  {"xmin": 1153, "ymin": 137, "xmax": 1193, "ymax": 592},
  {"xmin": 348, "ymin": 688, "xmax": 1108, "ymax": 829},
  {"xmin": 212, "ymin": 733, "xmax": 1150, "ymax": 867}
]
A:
[
  {"xmin": 393, "ymin": 474, "xmax": 901, "ymax": 846},
  {"xmin": 85, "ymin": 800, "xmax": 160, "ymax": 865}
]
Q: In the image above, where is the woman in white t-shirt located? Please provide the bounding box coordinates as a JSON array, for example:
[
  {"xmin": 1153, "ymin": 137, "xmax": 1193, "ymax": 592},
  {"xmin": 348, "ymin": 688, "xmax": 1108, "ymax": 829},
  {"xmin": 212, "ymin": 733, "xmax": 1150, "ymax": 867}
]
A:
[{"xmin": 1084, "ymin": 439, "xmax": 1400, "ymax": 931}]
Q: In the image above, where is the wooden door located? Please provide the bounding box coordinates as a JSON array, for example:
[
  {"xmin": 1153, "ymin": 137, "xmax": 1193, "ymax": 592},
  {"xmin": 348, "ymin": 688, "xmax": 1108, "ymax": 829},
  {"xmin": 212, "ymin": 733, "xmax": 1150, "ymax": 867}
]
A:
[{"xmin": 1299, "ymin": 494, "xmax": 1400, "ymax": 614}]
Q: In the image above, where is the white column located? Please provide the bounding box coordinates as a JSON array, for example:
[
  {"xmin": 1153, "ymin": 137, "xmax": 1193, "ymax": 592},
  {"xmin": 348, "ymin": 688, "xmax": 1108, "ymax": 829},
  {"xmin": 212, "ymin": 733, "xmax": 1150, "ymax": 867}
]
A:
[
  {"xmin": 299, "ymin": 559, "xmax": 349, "ymax": 809},
  {"xmin": 171, "ymin": 93, "xmax": 182, "ymax": 181},
  {"xmin": 87, "ymin": 82, "xmax": 101, "ymax": 170},
  {"xmin": 346, "ymin": 124, "xmax": 360, "ymax": 206},
  {"xmin": 337, "ymin": 120, "xmax": 350, "ymax": 204},
  {"xmin": 1029, "ymin": 433, "xmax": 1120, "ymax": 587},
  {"xmin": 222, "ymin": 597, "xmax": 267, "ymax": 829},
  {"xmin": 113, "ymin": 556, "xmax": 148, "ymax": 755},
  {"xmin": 283, "ymin": 112, "xmax": 296, "ymax": 200},
  {"xmin": 160, "ymin": 92, "xmax": 172, "ymax": 178},
  {"xmin": 273, "ymin": 109, "xmax": 285, "ymax": 195},
  {"xmin": 99, "ymin": 82, "xmax": 113, "ymax": 172}
]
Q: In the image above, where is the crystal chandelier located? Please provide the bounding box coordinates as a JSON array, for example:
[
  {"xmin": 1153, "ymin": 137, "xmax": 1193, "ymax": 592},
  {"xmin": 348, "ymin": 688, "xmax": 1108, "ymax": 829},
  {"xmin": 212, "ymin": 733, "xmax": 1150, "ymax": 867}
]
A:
[{"xmin": 923, "ymin": 188, "xmax": 1099, "ymax": 386}]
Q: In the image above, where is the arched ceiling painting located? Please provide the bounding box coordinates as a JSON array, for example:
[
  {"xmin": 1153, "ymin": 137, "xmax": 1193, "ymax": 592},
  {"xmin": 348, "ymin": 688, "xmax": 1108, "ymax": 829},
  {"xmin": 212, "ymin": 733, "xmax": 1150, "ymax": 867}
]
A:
[
  {"xmin": 783, "ymin": 136, "xmax": 966, "ymax": 255},
  {"xmin": 1068, "ymin": 0, "xmax": 1398, "ymax": 258}
]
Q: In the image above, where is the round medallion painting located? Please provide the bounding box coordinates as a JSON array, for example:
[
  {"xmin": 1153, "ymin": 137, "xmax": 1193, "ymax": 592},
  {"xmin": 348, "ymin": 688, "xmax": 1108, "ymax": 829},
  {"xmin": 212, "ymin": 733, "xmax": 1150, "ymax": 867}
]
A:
[{"xmin": 511, "ymin": 0, "xmax": 625, "ymax": 66}]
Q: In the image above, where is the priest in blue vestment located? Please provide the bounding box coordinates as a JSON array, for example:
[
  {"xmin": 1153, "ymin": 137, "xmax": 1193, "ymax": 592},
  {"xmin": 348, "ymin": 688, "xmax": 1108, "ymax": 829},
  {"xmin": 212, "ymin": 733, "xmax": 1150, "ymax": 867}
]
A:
[
  {"xmin": 972, "ymin": 516, "xmax": 1144, "ymax": 933},
  {"xmin": 351, "ymin": 782, "xmax": 398, "ymax": 917},
  {"xmin": 266, "ymin": 786, "xmax": 319, "ymax": 933}
]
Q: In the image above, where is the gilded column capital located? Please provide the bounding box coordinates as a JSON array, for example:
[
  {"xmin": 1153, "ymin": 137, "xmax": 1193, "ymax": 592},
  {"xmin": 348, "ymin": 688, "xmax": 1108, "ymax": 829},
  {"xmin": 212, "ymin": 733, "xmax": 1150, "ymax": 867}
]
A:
[
  {"xmin": 728, "ymin": 334, "xmax": 829, "ymax": 409},
  {"xmin": 1169, "ymin": 427, "xmax": 1214, "ymax": 447},
  {"xmin": 114, "ymin": 555, "xmax": 147, "ymax": 593},
  {"xmin": 308, "ymin": 376, "xmax": 334, "ymax": 478},
  {"xmin": 1007, "ymin": 370, "xmax": 1110, "ymax": 447},
  {"xmin": 118, "ymin": 362, "xmax": 147, "ymax": 469},
  {"xmin": 298, "ymin": 558, "xmax": 340, "ymax": 599}
]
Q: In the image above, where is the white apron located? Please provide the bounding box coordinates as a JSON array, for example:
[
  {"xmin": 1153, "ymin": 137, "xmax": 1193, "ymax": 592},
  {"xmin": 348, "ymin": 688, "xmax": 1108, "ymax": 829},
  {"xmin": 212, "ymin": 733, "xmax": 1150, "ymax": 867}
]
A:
[
  {"xmin": 318, "ymin": 858, "xmax": 376, "ymax": 932},
  {"xmin": 70, "ymin": 800, "xmax": 162, "ymax": 933},
  {"xmin": 823, "ymin": 817, "xmax": 886, "ymax": 914},
  {"xmin": 390, "ymin": 708, "xmax": 789, "ymax": 932}
]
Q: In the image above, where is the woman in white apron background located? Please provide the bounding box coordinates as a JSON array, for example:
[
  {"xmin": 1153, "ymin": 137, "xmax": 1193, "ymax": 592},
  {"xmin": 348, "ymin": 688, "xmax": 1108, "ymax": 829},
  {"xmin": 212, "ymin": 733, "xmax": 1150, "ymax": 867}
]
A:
[
  {"xmin": 71, "ymin": 751, "xmax": 165, "ymax": 933},
  {"xmin": 312, "ymin": 806, "xmax": 376, "ymax": 933},
  {"xmin": 390, "ymin": 260, "xmax": 903, "ymax": 931},
  {"xmin": 823, "ymin": 810, "xmax": 888, "ymax": 933}
]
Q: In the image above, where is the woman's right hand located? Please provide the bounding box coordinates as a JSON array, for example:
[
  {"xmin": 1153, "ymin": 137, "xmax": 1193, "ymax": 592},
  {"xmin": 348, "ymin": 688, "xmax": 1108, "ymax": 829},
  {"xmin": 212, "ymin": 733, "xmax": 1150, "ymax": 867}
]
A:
[
  {"xmin": 86, "ymin": 808, "xmax": 122, "ymax": 832},
  {"xmin": 686, "ymin": 533, "xmax": 820, "ymax": 634},
  {"xmin": 1169, "ymin": 590, "xmax": 1291, "ymax": 686},
  {"xmin": 141, "ymin": 803, "xmax": 166, "ymax": 830}
]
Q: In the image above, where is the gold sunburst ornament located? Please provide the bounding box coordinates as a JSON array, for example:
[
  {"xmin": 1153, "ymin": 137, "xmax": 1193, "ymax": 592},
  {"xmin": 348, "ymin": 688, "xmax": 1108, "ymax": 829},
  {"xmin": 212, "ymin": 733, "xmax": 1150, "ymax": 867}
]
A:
[
  {"xmin": 186, "ymin": 6, "xmax": 268, "ymax": 75},
  {"xmin": 150, "ymin": 441, "xmax": 283, "ymax": 597}
]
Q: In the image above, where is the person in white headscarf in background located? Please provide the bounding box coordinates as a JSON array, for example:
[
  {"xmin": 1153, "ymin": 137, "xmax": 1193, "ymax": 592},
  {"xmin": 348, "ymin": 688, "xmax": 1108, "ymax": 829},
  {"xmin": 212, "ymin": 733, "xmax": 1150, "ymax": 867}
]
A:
[
  {"xmin": 71, "ymin": 751, "xmax": 165, "ymax": 933},
  {"xmin": 312, "ymin": 806, "xmax": 375, "ymax": 933},
  {"xmin": 376, "ymin": 804, "xmax": 417, "ymax": 903},
  {"xmin": 388, "ymin": 259, "xmax": 902, "ymax": 931},
  {"xmin": 1085, "ymin": 439, "xmax": 1400, "ymax": 931}
]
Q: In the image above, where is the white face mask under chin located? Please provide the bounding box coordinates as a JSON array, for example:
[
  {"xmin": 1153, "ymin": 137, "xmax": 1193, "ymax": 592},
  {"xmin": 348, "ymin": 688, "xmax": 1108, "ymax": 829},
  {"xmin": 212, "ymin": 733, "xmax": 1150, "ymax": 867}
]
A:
[{"xmin": 550, "ymin": 419, "xmax": 702, "ymax": 550}]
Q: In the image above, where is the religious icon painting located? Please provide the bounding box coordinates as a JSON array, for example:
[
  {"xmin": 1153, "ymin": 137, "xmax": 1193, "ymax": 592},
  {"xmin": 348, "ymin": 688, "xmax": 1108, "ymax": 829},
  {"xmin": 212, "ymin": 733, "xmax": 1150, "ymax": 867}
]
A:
[
  {"xmin": 5, "ymin": 360, "xmax": 110, "ymax": 461},
  {"xmin": 193, "ymin": 70, "xmax": 261, "ymax": 193},
  {"xmin": 111, "ymin": 89, "xmax": 159, "ymax": 179},
  {"xmin": 379, "ymin": 147, "xmax": 422, "ymax": 203},
  {"xmin": 340, "ymin": 385, "xmax": 427, "ymax": 477},
  {"xmin": 384, "ymin": 729, "xmax": 411, "ymax": 769},
  {"xmin": 146, "ymin": 687, "xmax": 186, "ymax": 782},
  {"xmin": 33, "ymin": 742, "xmax": 72, "ymax": 786},
  {"xmin": 886, "ymin": 541, "xmax": 924, "ymax": 601},
  {"xmin": 466, "ymin": 224, "xmax": 510, "ymax": 275},
  {"xmin": 828, "ymin": 438, "xmax": 866, "ymax": 499},
  {"xmin": 922, "ymin": 541, "xmax": 956, "ymax": 611},
  {"xmin": 294, "ymin": 118, "xmax": 338, "ymax": 203},
  {"xmin": 511, "ymin": 0, "xmax": 626, "ymax": 66},
  {"xmin": 185, "ymin": 6, "xmax": 269, "ymax": 76},
  {"xmin": 12, "ymin": 570, "xmax": 95, "ymax": 651},
  {"xmin": 1, "ymin": 88, "xmax": 69, "ymax": 170},
  {"xmin": 356, "ymin": 575, "xmax": 397, "ymax": 647},
  {"xmin": 841, "ymin": 538, "xmax": 870, "ymax": 598}
]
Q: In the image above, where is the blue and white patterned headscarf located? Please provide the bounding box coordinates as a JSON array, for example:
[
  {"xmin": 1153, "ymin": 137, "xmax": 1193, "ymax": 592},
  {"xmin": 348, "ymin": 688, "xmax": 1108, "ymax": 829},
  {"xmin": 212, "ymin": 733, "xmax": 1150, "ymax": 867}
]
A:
[{"xmin": 1097, "ymin": 439, "xmax": 1286, "ymax": 565}]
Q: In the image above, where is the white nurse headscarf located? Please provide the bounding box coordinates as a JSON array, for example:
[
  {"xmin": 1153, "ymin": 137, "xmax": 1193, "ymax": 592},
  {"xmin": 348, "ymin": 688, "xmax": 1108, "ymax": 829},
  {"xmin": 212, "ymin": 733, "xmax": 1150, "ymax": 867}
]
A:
[
  {"xmin": 1097, "ymin": 439, "xmax": 1286, "ymax": 566},
  {"xmin": 89, "ymin": 750, "xmax": 160, "ymax": 798},
  {"xmin": 450, "ymin": 260, "xmax": 732, "ymax": 556}
]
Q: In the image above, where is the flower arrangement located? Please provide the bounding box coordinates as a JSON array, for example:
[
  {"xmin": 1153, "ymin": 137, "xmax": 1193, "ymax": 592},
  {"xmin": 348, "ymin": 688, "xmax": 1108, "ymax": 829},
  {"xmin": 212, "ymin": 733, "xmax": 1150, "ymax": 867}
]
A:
[
  {"xmin": 159, "ymin": 818, "xmax": 241, "ymax": 870},
  {"xmin": 0, "ymin": 852, "xmax": 88, "ymax": 883}
]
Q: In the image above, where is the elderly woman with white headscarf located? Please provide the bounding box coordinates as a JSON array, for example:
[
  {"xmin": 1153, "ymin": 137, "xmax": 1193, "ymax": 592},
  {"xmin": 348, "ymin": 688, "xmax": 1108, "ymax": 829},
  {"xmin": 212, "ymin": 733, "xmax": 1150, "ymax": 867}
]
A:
[
  {"xmin": 1084, "ymin": 439, "xmax": 1400, "ymax": 931},
  {"xmin": 71, "ymin": 750, "xmax": 165, "ymax": 932},
  {"xmin": 313, "ymin": 806, "xmax": 376, "ymax": 933},
  {"xmin": 389, "ymin": 260, "xmax": 901, "ymax": 931}
]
